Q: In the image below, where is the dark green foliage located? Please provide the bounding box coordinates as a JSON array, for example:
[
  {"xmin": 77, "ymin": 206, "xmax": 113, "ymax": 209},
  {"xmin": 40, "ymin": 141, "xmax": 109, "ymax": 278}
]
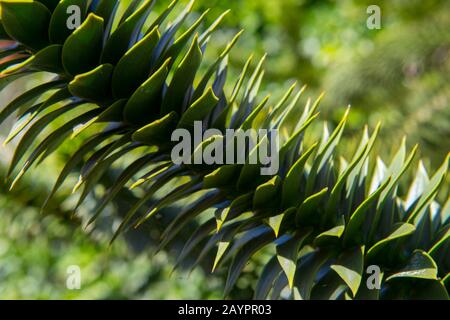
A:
[{"xmin": 0, "ymin": 0, "xmax": 448, "ymax": 300}]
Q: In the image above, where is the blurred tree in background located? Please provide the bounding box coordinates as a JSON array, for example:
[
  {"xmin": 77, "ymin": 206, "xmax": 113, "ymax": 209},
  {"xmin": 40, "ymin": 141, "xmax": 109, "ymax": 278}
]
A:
[
  {"xmin": 0, "ymin": 0, "xmax": 448, "ymax": 298},
  {"xmin": 0, "ymin": 149, "xmax": 225, "ymax": 299},
  {"xmin": 173, "ymin": 0, "xmax": 450, "ymax": 165}
]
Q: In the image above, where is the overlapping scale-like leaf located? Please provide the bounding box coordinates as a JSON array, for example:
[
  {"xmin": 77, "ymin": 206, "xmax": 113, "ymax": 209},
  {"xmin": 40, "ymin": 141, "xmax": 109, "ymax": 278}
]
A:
[{"xmin": 0, "ymin": 0, "xmax": 448, "ymax": 300}]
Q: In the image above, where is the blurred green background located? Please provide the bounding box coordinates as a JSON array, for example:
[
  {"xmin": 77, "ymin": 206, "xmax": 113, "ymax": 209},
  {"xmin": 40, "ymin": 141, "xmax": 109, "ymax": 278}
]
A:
[{"xmin": 0, "ymin": 0, "xmax": 449, "ymax": 299}]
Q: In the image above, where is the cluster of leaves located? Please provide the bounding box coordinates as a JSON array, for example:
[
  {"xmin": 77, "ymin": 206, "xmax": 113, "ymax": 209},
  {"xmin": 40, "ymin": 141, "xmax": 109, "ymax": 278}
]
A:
[
  {"xmin": 0, "ymin": 0, "xmax": 449, "ymax": 299},
  {"xmin": 0, "ymin": 164, "xmax": 223, "ymax": 299}
]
